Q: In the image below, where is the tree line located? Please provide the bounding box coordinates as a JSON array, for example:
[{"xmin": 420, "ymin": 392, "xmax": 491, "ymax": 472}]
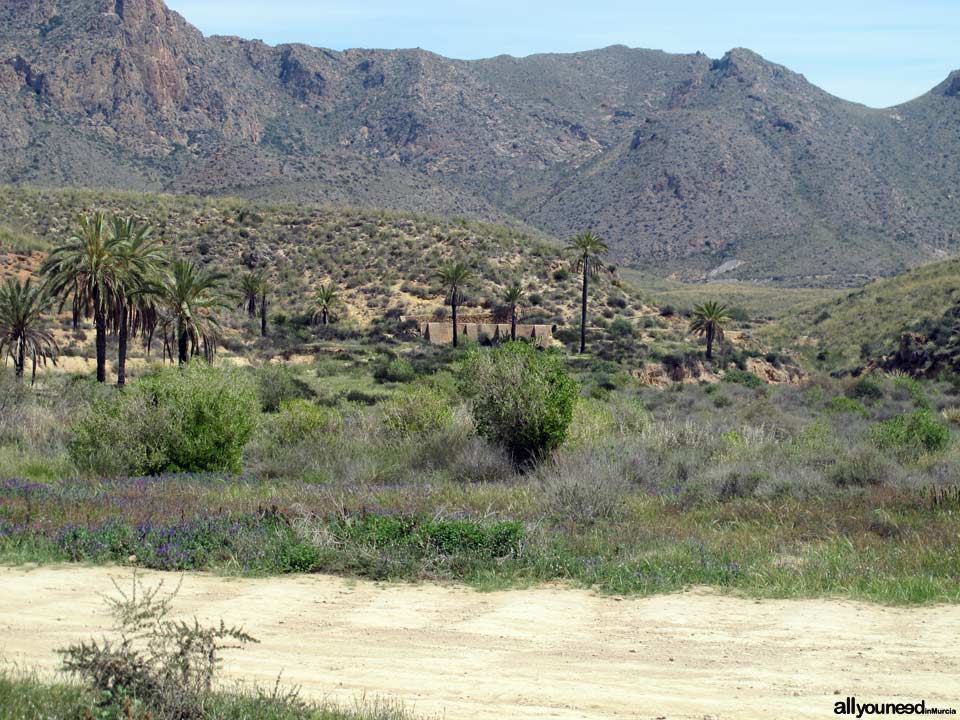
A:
[{"xmin": 0, "ymin": 213, "xmax": 732, "ymax": 384}]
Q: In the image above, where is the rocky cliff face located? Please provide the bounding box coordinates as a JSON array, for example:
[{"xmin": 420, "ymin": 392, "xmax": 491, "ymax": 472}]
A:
[{"xmin": 1, "ymin": 0, "xmax": 959, "ymax": 284}]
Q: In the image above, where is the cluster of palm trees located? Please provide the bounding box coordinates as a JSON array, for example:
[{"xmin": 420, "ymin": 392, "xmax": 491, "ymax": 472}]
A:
[
  {"xmin": 0, "ymin": 214, "xmax": 246, "ymax": 384},
  {"xmin": 1, "ymin": 213, "xmax": 731, "ymax": 383},
  {"xmin": 435, "ymin": 230, "xmax": 731, "ymax": 358},
  {"xmin": 0, "ymin": 211, "xmax": 349, "ymax": 385},
  {"xmin": 38, "ymin": 212, "xmax": 230, "ymax": 384},
  {"xmin": 436, "ymin": 230, "xmax": 612, "ymax": 352}
]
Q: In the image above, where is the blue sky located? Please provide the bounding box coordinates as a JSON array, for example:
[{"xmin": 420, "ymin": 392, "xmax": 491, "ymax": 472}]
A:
[{"xmin": 165, "ymin": 0, "xmax": 959, "ymax": 108}]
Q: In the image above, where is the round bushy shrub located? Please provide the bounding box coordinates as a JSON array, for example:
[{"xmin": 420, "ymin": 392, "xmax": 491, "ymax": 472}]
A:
[
  {"xmin": 848, "ymin": 376, "xmax": 884, "ymax": 401},
  {"xmin": 373, "ymin": 356, "xmax": 416, "ymax": 384},
  {"xmin": 381, "ymin": 385, "xmax": 453, "ymax": 438},
  {"xmin": 461, "ymin": 342, "xmax": 579, "ymax": 466},
  {"xmin": 265, "ymin": 399, "xmax": 342, "ymax": 447},
  {"xmin": 608, "ymin": 318, "xmax": 634, "ymax": 337},
  {"xmin": 252, "ymin": 363, "xmax": 314, "ymax": 412},
  {"xmin": 869, "ymin": 409, "xmax": 950, "ymax": 456},
  {"xmin": 70, "ymin": 363, "xmax": 258, "ymax": 475}
]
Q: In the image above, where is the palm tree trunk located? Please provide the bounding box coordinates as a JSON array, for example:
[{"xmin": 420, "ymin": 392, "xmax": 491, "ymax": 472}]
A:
[
  {"xmin": 94, "ymin": 301, "xmax": 107, "ymax": 383},
  {"xmin": 260, "ymin": 293, "xmax": 268, "ymax": 337},
  {"xmin": 248, "ymin": 296, "xmax": 256, "ymax": 318},
  {"xmin": 14, "ymin": 337, "xmax": 25, "ymax": 381},
  {"xmin": 451, "ymin": 294, "xmax": 459, "ymax": 348},
  {"xmin": 511, "ymin": 307, "xmax": 517, "ymax": 342},
  {"xmin": 117, "ymin": 303, "xmax": 128, "ymax": 387},
  {"xmin": 579, "ymin": 261, "xmax": 589, "ymax": 354},
  {"xmin": 177, "ymin": 322, "xmax": 189, "ymax": 365},
  {"xmin": 706, "ymin": 326, "xmax": 714, "ymax": 360},
  {"xmin": 323, "ymin": 309, "xmax": 329, "ymax": 326}
]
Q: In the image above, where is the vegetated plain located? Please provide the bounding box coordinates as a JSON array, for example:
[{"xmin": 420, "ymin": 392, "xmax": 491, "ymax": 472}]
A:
[{"xmin": 2, "ymin": 188, "xmax": 960, "ymax": 717}]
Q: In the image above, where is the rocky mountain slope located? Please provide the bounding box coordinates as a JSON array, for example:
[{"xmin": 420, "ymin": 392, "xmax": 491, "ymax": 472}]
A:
[{"xmin": 1, "ymin": 0, "xmax": 958, "ymax": 284}]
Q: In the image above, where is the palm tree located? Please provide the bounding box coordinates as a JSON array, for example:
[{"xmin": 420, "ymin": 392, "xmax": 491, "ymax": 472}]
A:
[
  {"xmin": 565, "ymin": 232, "xmax": 609, "ymax": 354},
  {"xmin": 237, "ymin": 270, "xmax": 264, "ymax": 319},
  {"xmin": 41, "ymin": 213, "xmax": 121, "ymax": 383},
  {"xmin": 689, "ymin": 301, "xmax": 731, "ymax": 360},
  {"xmin": 161, "ymin": 260, "xmax": 229, "ymax": 365},
  {"xmin": 110, "ymin": 217, "xmax": 165, "ymax": 387},
  {"xmin": 311, "ymin": 285, "xmax": 339, "ymax": 326},
  {"xmin": 436, "ymin": 261, "xmax": 473, "ymax": 348},
  {"xmin": 503, "ymin": 284, "xmax": 524, "ymax": 342},
  {"xmin": 259, "ymin": 277, "xmax": 269, "ymax": 338},
  {"xmin": 0, "ymin": 278, "xmax": 58, "ymax": 384}
]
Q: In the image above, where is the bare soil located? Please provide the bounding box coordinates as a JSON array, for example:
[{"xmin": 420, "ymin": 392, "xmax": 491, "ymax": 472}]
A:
[{"xmin": 1, "ymin": 566, "xmax": 957, "ymax": 719}]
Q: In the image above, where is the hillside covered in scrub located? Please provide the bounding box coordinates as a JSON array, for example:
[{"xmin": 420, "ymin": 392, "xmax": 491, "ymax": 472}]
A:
[
  {"xmin": 769, "ymin": 256, "xmax": 960, "ymax": 371},
  {"xmin": 2, "ymin": 0, "xmax": 960, "ymax": 283},
  {"xmin": 1, "ymin": 185, "xmax": 770, "ymax": 378}
]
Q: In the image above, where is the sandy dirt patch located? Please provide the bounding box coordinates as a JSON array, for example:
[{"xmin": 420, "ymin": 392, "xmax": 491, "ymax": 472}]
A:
[{"xmin": 0, "ymin": 566, "xmax": 957, "ymax": 719}]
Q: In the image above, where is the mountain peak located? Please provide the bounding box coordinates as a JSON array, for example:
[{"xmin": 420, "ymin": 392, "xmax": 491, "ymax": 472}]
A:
[{"xmin": 940, "ymin": 70, "xmax": 960, "ymax": 97}]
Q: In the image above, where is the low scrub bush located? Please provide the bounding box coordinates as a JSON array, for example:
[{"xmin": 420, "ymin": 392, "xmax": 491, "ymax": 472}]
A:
[
  {"xmin": 461, "ymin": 342, "xmax": 579, "ymax": 466},
  {"xmin": 55, "ymin": 513, "xmax": 311, "ymax": 572},
  {"xmin": 335, "ymin": 514, "xmax": 523, "ymax": 558},
  {"xmin": 829, "ymin": 447, "xmax": 894, "ymax": 487},
  {"xmin": 263, "ymin": 400, "xmax": 342, "ymax": 448},
  {"xmin": 413, "ymin": 419, "xmax": 516, "ymax": 483},
  {"xmin": 849, "ymin": 376, "xmax": 884, "ymax": 401},
  {"xmin": 60, "ymin": 572, "xmax": 258, "ymax": 720},
  {"xmin": 828, "ymin": 395, "xmax": 870, "ymax": 417},
  {"xmin": 538, "ymin": 450, "xmax": 629, "ymax": 524},
  {"xmin": 70, "ymin": 364, "xmax": 258, "ymax": 475},
  {"xmin": 252, "ymin": 363, "xmax": 314, "ymax": 412},
  {"xmin": 869, "ymin": 410, "xmax": 950, "ymax": 457},
  {"xmin": 722, "ymin": 370, "xmax": 764, "ymax": 389},
  {"xmin": 381, "ymin": 385, "xmax": 453, "ymax": 438},
  {"xmin": 373, "ymin": 356, "xmax": 416, "ymax": 383}
]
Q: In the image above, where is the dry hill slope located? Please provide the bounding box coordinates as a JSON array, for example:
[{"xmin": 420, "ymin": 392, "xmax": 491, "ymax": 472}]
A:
[{"xmin": 1, "ymin": 0, "xmax": 958, "ymax": 282}]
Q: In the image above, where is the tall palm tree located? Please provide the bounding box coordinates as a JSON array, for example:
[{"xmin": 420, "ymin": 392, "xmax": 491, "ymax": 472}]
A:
[
  {"xmin": 689, "ymin": 301, "xmax": 731, "ymax": 360},
  {"xmin": 311, "ymin": 284, "xmax": 339, "ymax": 326},
  {"xmin": 161, "ymin": 260, "xmax": 229, "ymax": 365},
  {"xmin": 0, "ymin": 278, "xmax": 58, "ymax": 384},
  {"xmin": 110, "ymin": 217, "xmax": 165, "ymax": 387},
  {"xmin": 436, "ymin": 261, "xmax": 472, "ymax": 348},
  {"xmin": 503, "ymin": 284, "xmax": 524, "ymax": 342},
  {"xmin": 237, "ymin": 270, "xmax": 264, "ymax": 319},
  {"xmin": 565, "ymin": 232, "xmax": 609, "ymax": 354},
  {"xmin": 41, "ymin": 213, "xmax": 121, "ymax": 382}
]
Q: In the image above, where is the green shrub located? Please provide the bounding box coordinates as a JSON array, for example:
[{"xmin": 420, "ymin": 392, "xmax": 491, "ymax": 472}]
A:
[
  {"xmin": 849, "ymin": 376, "xmax": 884, "ymax": 401},
  {"xmin": 722, "ymin": 370, "xmax": 763, "ymax": 389},
  {"xmin": 727, "ymin": 306, "xmax": 750, "ymax": 322},
  {"xmin": 827, "ymin": 395, "xmax": 869, "ymax": 417},
  {"xmin": 869, "ymin": 410, "xmax": 950, "ymax": 456},
  {"xmin": 892, "ymin": 375, "xmax": 930, "ymax": 409},
  {"xmin": 252, "ymin": 363, "xmax": 314, "ymax": 412},
  {"xmin": 70, "ymin": 364, "xmax": 258, "ymax": 475},
  {"xmin": 461, "ymin": 342, "xmax": 579, "ymax": 465},
  {"xmin": 372, "ymin": 357, "xmax": 416, "ymax": 383},
  {"xmin": 336, "ymin": 514, "xmax": 523, "ymax": 558},
  {"xmin": 265, "ymin": 400, "xmax": 342, "ymax": 447},
  {"xmin": 381, "ymin": 385, "xmax": 453, "ymax": 438},
  {"xmin": 608, "ymin": 318, "xmax": 634, "ymax": 337}
]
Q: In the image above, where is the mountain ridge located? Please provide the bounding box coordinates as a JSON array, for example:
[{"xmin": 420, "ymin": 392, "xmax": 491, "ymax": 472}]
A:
[{"xmin": 1, "ymin": 0, "xmax": 958, "ymax": 285}]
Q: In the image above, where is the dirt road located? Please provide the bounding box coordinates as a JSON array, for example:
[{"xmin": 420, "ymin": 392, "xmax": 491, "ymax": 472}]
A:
[{"xmin": 1, "ymin": 566, "xmax": 957, "ymax": 719}]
